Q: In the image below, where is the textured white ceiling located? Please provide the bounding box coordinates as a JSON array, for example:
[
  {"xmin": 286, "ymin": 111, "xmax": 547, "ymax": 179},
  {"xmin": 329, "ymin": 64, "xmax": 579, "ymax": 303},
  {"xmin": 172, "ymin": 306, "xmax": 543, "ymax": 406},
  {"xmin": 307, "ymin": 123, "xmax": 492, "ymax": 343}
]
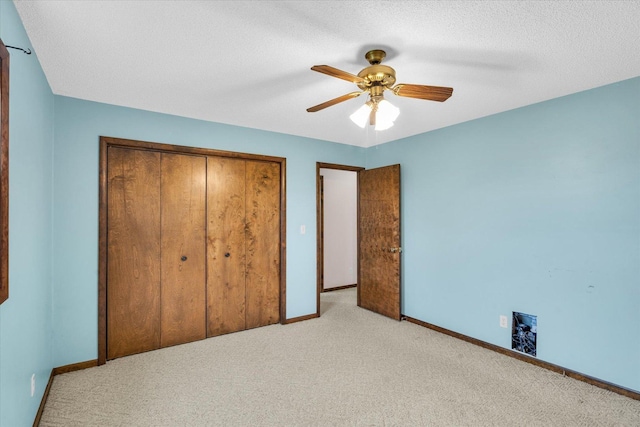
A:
[{"xmin": 12, "ymin": 1, "xmax": 640, "ymax": 147}]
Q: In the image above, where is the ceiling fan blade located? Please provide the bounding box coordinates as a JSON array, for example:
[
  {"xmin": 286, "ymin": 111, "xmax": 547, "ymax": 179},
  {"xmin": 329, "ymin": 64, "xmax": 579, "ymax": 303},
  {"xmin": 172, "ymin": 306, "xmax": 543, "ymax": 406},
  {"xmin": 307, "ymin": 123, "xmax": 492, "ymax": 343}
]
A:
[
  {"xmin": 311, "ymin": 65, "xmax": 365, "ymax": 84},
  {"xmin": 392, "ymin": 84, "xmax": 453, "ymax": 102},
  {"xmin": 307, "ymin": 91, "xmax": 363, "ymax": 113}
]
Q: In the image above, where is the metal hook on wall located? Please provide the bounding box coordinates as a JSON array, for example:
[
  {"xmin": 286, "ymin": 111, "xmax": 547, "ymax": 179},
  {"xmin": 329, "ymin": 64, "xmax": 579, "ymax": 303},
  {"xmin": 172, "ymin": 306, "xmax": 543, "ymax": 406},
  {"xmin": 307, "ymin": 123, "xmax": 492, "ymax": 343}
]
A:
[{"xmin": 6, "ymin": 45, "xmax": 32, "ymax": 55}]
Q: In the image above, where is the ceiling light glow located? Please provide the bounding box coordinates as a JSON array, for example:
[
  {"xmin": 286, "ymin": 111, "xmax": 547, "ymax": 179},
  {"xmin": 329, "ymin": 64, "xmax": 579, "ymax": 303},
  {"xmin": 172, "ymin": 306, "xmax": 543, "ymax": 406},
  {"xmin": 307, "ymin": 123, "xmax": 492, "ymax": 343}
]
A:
[{"xmin": 350, "ymin": 97, "xmax": 399, "ymax": 131}]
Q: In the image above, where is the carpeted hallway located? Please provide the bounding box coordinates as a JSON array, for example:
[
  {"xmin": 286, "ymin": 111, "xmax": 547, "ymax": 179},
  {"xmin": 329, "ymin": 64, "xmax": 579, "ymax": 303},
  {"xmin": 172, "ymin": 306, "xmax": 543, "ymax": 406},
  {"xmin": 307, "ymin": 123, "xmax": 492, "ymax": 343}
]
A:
[{"xmin": 40, "ymin": 288, "xmax": 639, "ymax": 426}]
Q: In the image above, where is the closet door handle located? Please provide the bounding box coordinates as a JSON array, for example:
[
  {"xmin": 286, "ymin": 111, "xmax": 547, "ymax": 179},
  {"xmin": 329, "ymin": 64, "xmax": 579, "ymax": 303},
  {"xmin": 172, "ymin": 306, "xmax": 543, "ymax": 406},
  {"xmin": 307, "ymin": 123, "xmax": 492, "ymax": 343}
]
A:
[
  {"xmin": 225, "ymin": 252, "xmax": 231, "ymax": 258},
  {"xmin": 181, "ymin": 256, "xmax": 187, "ymax": 261}
]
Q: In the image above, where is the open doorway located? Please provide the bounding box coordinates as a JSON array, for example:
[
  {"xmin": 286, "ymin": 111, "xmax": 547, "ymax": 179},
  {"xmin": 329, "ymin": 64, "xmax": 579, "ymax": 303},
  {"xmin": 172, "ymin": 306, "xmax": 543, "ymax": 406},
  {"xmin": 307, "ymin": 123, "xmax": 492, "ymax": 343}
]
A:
[{"xmin": 316, "ymin": 163, "xmax": 363, "ymax": 315}]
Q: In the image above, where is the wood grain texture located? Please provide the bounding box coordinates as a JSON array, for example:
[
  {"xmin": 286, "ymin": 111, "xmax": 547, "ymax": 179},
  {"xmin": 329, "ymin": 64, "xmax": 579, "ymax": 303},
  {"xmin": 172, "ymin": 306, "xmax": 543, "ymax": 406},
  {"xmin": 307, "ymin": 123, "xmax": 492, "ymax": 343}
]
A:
[
  {"xmin": 307, "ymin": 91, "xmax": 362, "ymax": 113},
  {"xmin": 99, "ymin": 137, "xmax": 287, "ymax": 363},
  {"xmin": 160, "ymin": 153, "xmax": 207, "ymax": 348},
  {"xmin": 310, "ymin": 65, "xmax": 365, "ymax": 84},
  {"xmin": 245, "ymin": 160, "xmax": 281, "ymax": 328},
  {"xmin": 393, "ymin": 84, "xmax": 453, "ymax": 102},
  {"xmin": 0, "ymin": 39, "xmax": 9, "ymax": 305},
  {"xmin": 207, "ymin": 157, "xmax": 247, "ymax": 336},
  {"xmin": 278, "ymin": 158, "xmax": 287, "ymax": 323},
  {"xmin": 358, "ymin": 164, "xmax": 401, "ymax": 320},
  {"xmin": 100, "ymin": 136, "xmax": 285, "ymax": 164},
  {"xmin": 98, "ymin": 139, "xmax": 108, "ymax": 365},
  {"xmin": 107, "ymin": 147, "xmax": 162, "ymax": 359}
]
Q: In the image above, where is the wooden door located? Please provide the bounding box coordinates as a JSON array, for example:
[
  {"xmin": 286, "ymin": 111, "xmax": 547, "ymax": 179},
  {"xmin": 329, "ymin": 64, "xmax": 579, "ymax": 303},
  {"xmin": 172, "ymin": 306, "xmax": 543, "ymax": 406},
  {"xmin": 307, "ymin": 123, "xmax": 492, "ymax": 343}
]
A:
[
  {"xmin": 100, "ymin": 137, "xmax": 286, "ymax": 363},
  {"xmin": 107, "ymin": 147, "xmax": 162, "ymax": 359},
  {"xmin": 207, "ymin": 158, "xmax": 281, "ymax": 334},
  {"xmin": 358, "ymin": 164, "xmax": 401, "ymax": 320},
  {"xmin": 160, "ymin": 153, "xmax": 207, "ymax": 347},
  {"xmin": 245, "ymin": 160, "xmax": 281, "ymax": 329},
  {"xmin": 207, "ymin": 157, "xmax": 247, "ymax": 336}
]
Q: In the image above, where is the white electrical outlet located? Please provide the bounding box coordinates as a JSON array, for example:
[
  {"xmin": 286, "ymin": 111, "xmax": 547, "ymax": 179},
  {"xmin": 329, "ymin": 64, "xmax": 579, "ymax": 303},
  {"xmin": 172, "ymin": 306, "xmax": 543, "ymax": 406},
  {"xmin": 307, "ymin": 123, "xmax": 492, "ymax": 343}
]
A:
[
  {"xmin": 500, "ymin": 315, "xmax": 508, "ymax": 328},
  {"xmin": 31, "ymin": 374, "xmax": 36, "ymax": 397},
  {"xmin": 300, "ymin": 225, "xmax": 306, "ymax": 235}
]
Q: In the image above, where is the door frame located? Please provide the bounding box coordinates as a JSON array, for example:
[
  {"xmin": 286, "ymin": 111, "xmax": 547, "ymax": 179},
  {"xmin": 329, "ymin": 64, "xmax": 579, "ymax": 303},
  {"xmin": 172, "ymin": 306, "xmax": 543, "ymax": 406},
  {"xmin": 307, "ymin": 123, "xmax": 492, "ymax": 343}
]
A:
[
  {"xmin": 98, "ymin": 136, "xmax": 287, "ymax": 365},
  {"xmin": 315, "ymin": 162, "xmax": 364, "ymax": 316}
]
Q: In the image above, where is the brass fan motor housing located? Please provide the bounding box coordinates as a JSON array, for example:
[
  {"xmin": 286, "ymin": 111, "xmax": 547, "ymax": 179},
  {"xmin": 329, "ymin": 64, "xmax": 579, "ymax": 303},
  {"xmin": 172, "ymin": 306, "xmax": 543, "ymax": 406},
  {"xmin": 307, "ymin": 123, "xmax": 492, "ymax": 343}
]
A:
[{"xmin": 356, "ymin": 64, "xmax": 396, "ymax": 95}]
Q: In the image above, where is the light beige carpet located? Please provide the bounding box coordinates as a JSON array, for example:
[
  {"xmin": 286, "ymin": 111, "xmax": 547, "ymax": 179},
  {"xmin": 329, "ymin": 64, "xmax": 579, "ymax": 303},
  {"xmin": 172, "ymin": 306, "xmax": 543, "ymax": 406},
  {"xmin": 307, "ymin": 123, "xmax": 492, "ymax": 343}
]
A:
[{"xmin": 40, "ymin": 288, "xmax": 639, "ymax": 426}]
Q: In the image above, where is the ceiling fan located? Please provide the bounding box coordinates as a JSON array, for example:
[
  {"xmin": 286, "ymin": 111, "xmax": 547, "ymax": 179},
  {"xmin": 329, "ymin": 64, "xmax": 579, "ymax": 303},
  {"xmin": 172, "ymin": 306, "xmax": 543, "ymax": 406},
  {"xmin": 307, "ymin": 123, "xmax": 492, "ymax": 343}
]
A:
[{"xmin": 307, "ymin": 49, "xmax": 453, "ymax": 130}]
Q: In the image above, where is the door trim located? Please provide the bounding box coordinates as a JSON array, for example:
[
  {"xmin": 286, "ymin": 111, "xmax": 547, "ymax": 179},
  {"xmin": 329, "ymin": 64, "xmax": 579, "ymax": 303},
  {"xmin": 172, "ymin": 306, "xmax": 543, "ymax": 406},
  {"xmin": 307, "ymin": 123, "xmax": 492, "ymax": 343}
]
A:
[
  {"xmin": 99, "ymin": 136, "xmax": 287, "ymax": 365},
  {"xmin": 315, "ymin": 162, "xmax": 364, "ymax": 317}
]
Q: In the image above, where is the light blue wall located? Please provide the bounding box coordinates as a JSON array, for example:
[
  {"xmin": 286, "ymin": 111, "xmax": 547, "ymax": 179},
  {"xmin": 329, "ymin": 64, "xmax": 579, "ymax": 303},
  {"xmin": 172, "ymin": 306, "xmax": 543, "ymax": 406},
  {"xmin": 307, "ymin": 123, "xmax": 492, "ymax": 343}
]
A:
[
  {"xmin": 52, "ymin": 96, "xmax": 365, "ymax": 367},
  {"xmin": 0, "ymin": 1, "xmax": 55, "ymax": 426},
  {"xmin": 1, "ymin": 3, "xmax": 638, "ymax": 425},
  {"xmin": 366, "ymin": 77, "xmax": 640, "ymax": 392}
]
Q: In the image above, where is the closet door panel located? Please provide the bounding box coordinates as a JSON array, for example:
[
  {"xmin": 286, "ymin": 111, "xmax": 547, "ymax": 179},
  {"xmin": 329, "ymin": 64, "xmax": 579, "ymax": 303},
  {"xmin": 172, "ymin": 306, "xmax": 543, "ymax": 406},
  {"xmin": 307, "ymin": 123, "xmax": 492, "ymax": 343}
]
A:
[
  {"xmin": 107, "ymin": 147, "xmax": 161, "ymax": 359},
  {"xmin": 160, "ymin": 153, "xmax": 207, "ymax": 347},
  {"xmin": 207, "ymin": 157, "xmax": 247, "ymax": 336},
  {"xmin": 245, "ymin": 160, "xmax": 281, "ymax": 329}
]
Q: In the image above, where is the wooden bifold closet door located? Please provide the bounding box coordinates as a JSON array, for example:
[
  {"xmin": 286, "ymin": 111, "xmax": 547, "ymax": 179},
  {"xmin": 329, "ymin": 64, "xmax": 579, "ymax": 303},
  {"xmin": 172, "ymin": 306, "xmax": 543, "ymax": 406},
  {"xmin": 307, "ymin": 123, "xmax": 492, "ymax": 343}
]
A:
[
  {"xmin": 105, "ymin": 143, "xmax": 281, "ymax": 361},
  {"xmin": 207, "ymin": 157, "xmax": 281, "ymax": 337},
  {"xmin": 107, "ymin": 147, "xmax": 162, "ymax": 359},
  {"xmin": 107, "ymin": 147, "xmax": 206, "ymax": 360},
  {"xmin": 159, "ymin": 153, "xmax": 207, "ymax": 348}
]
